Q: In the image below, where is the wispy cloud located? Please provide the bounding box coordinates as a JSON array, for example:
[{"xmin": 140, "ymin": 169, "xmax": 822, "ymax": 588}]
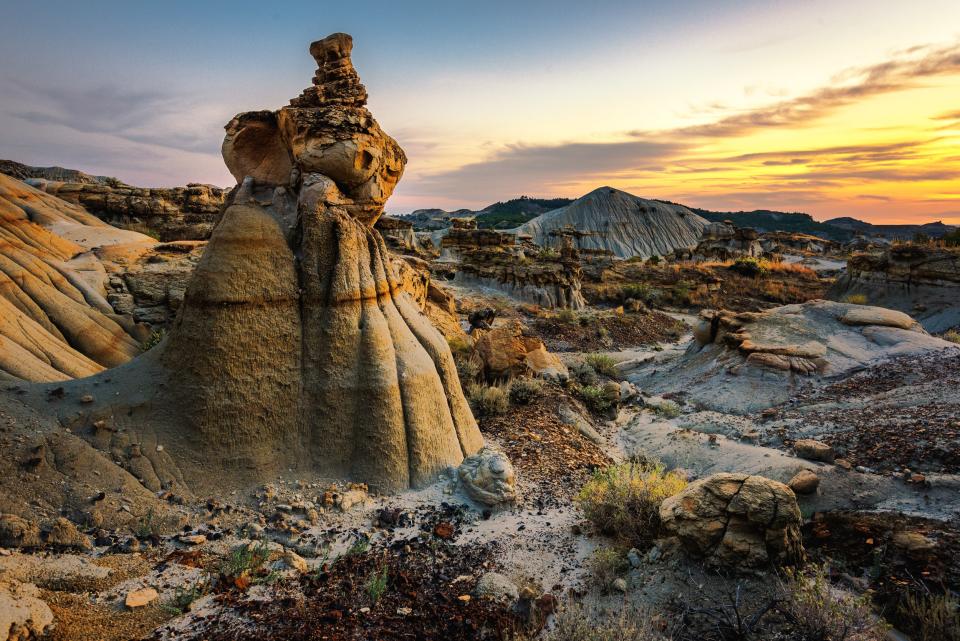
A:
[
  {"xmin": 404, "ymin": 40, "xmax": 960, "ymax": 221},
  {"xmin": 4, "ymin": 79, "xmax": 224, "ymax": 155},
  {"xmin": 411, "ymin": 139, "xmax": 689, "ymax": 199},
  {"xmin": 642, "ymin": 42, "xmax": 960, "ymax": 138}
]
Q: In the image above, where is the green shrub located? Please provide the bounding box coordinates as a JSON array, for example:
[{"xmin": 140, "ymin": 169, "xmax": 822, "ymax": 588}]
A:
[
  {"xmin": 621, "ymin": 282, "xmax": 655, "ymax": 303},
  {"xmin": 467, "ymin": 383, "xmax": 509, "ymax": 416},
  {"xmin": 221, "ymin": 540, "xmax": 271, "ymax": 580},
  {"xmin": 898, "ymin": 591, "xmax": 960, "ymax": 641},
  {"xmin": 537, "ymin": 247, "xmax": 560, "ymax": 260},
  {"xmin": 509, "ymin": 378, "xmax": 543, "ymax": 405},
  {"xmin": 164, "ymin": 577, "xmax": 210, "ymax": 614},
  {"xmin": 944, "ymin": 329, "xmax": 960, "ymax": 344},
  {"xmin": 446, "ymin": 336, "xmax": 472, "ymax": 356},
  {"xmin": 557, "ymin": 308, "xmax": 577, "ymax": 324},
  {"xmin": 780, "ymin": 564, "xmax": 888, "ymax": 641},
  {"xmin": 584, "ymin": 353, "xmax": 619, "ymax": 378},
  {"xmin": 579, "ymin": 384, "xmax": 616, "ymax": 414},
  {"xmin": 648, "ymin": 255, "xmax": 661, "ymax": 265},
  {"xmin": 366, "ymin": 566, "xmax": 389, "ymax": 604},
  {"xmin": 730, "ymin": 256, "xmax": 767, "ymax": 277},
  {"xmin": 650, "ymin": 399, "xmax": 681, "ymax": 419},
  {"xmin": 576, "ymin": 461, "xmax": 687, "ymax": 547},
  {"xmin": 571, "ymin": 362, "xmax": 600, "ymax": 386}
]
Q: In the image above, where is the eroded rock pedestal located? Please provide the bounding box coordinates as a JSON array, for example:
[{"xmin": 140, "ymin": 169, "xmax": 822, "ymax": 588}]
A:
[{"xmin": 22, "ymin": 33, "xmax": 484, "ymax": 496}]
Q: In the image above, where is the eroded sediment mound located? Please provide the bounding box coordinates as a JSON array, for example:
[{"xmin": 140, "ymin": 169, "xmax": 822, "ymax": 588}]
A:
[
  {"xmin": 0, "ymin": 174, "xmax": 150, "ymax": 381},
  {"xmin": 633, "ymin": 300, "xmax": 958, "ymax": 412},
  {"xmin": 7, "ymin": 33, "xmax": 484, "ymax": 498},
  {"xmin": 516, "ymin": 186, "xmax": 707, "ymax": 258}
]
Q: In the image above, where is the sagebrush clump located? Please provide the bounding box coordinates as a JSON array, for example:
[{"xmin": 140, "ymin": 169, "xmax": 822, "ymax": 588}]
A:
[
  {"xmin": 780, "ymin": 564, "xmax": 888, "ymax": 641},
  {"xmin": 509, "ymin": 377, "xmax": 543, "ymax": 405},
  {"xmin": 897, "ymin": 591, "xmax": 960, "ymax": 641},
  {"xmin": 730, "ymin": 256, "xmax": 767, "ymax": 277},
  {"xmin": 579, "ymin": 384, "xmax": 617, "ymax": 414},
  {"xmin": 587, "ymin": 547, "xmax": 628, "ymax": 593},
  {"xmin": 584, "ymin": 353, "xmax": 619, "ymax": 378},
  {"xmin": 576, "ymin": 460, "xmax": 687, "ymax": 547},
  {"xmin": 842, "ymin": 293, "xmax": 869, "ymax": 305},
  {"xmin": 467, "ymin": 383, "xmax": 509, "ymax": 416},
  {"xmin": 543, "ymin": 601, "xmax": 673, "ymax": 641}
]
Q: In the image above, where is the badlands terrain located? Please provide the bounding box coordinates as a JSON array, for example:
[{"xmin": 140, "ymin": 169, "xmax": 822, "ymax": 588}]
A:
[{"xmin": 1, "ymin": 33, "xmax": 960, "ymax": 641}]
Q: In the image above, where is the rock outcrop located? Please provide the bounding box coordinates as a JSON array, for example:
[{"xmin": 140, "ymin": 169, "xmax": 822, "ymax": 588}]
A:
[
  {"xmin": 471, "ymin": 320, "xmax": 569, "ymax": 381},
  {"xmin": 455, "ymin": 247, "xmax": 586, "ymax": 309},
  {"xmin": 636, "ymin": 300, "xmax": 957, "ymax": 413},
  {"xmin": 0, "ymin": 174, "xmax": 150, "ymax": 381},
  {"xmin": 516, "ymin": 186, "xmax": 707, "ymax": 259},
  {"xmin": 27, "ymin": 179, "xmax": 226, "ymax": 242},
  {"xmin": 829, "ymin": 245, "xmax": 960, "ymax": 332},
  {"xmin": 760, "ymin": 231, "xmax": 836, "ymax": 255},
  {"xmin": 683, "ymin": 221, "xmax": 762, "ymax": 261},
  {"xmin": 13, "ymin": 33, "xmax": 484, "ymax": 495},
  {"xmin": 659, "ymin": 473, "xmax": 804, "ymax": 567},
  {"xmin": 375, "ymin": 215, "xmax": 421, "ymax": 254},
  {"xmin": 443, "ymin": 222, "xmax": 586, "ymax": 309}
]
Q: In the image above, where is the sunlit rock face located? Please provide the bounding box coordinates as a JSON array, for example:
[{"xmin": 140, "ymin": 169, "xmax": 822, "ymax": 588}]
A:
[
  {"xmin": 223, "ymin": 32, "xmax": 406, "ymax": 226},
  {"xmin": 44, "ymin": 34, "xmax": 484, "ymax": 496}
]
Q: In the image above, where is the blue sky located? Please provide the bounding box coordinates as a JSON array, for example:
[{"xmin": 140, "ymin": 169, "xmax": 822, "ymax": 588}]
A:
[{"xmin": 2, "ymin": 1, "xmax": 959, "ymax": 222}]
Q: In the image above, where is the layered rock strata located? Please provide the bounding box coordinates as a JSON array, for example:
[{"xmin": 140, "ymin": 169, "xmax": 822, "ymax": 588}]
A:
[
  {"xmin": 26, "ymin": 180, "xmax": 226, "ymax": 242},
  {"xmin": 829, "ymin": 245, "xmax": 960, "ymax": 332},
  {"xmin": 0, "ymin": 174, "xmax": 149, "ymax": 381},
  {"xmin": 635, "ymin": 300, "xmax": 957, "ymax": 413}
]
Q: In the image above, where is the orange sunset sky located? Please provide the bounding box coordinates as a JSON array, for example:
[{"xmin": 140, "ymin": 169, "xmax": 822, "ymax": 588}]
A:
[{"xmin": 1, "ymin": 1, "xmax": 958, "ymax": 224}]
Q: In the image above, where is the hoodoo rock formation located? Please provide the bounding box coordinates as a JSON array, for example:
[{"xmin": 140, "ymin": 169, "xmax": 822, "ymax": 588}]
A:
[{"xmin": 14, "ymin": 33, "xmax": 485, "ymax": 495}]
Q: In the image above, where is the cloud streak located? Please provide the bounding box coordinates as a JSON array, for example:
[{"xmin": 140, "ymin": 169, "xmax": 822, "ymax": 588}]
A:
[
  {"xmin": 4, "ymin": 79, "xmax": 225, "ymax": 155},
  {"xmin": 403, "ymin": 40, "xmax": 960, "ymax": 222}
]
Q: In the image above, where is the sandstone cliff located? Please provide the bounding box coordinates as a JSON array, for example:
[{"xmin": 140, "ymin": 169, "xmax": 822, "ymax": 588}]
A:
[
  {"xmin": 0, "ymin": 160, "xmax": 227, "ymax": 242},
  {"xmin": 829, "ymin": 245, "xmax": 960, "ymax": 333}
]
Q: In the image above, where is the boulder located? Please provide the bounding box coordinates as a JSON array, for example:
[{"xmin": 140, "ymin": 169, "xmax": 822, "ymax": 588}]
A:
[
  {"xmin": 788, "ymin": 469, "xmax": 820, "ymax": 494},
  {"xmin": 0, "ymin": 580, "xmax": 53, "ymax": 640},
  {"xmin": 659, "ymin": 473, "xmax": 804, "ymax": 567},
  {"xmin": 793, "ymin": 439, "xmax": 835, "ymax": 463},
  {"xmin": 458, "ymin": 447, "xmax": 517, "ymax": 506},
  {"xmin": 125, "ymin": 587, "xmax": 159, "ymax": 609},
  {"xmin": 472, "ymin": 320, "xmax": 567, "ymax": 381}
]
